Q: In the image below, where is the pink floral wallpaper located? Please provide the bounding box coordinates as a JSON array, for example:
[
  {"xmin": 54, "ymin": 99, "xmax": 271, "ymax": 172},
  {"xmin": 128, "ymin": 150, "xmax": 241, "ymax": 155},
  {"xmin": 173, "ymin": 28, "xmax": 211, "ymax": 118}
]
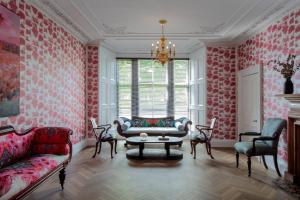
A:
[
  {"xmin": 87, "ymin": 46, "xmax": 99, "ymax": 137},
  {"xmin": 237, "ymin": 8, "xmax": 300, "ymax": 170},
  {"xmin": 206, "ymin": 46, "xmax": 236, "ymax": 140},
  {"xmin": 0, "ymin": 0, "xmax": 86, "ymax": 144}
]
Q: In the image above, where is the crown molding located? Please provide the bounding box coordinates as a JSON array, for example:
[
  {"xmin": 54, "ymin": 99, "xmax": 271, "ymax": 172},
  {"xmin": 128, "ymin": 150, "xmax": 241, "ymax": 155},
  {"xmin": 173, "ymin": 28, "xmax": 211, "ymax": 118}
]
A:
[
  {"xmin": 29, "ymin": 0, "xmax": 92, "ymax": 43},
  {"xmin": 233, "ymin": 0, "xmax": 300, "ymax": 44}
]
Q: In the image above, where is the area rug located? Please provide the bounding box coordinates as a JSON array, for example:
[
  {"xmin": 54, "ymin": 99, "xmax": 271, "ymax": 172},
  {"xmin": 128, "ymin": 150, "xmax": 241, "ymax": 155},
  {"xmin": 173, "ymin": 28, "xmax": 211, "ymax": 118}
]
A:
[{"xmin": 273, "ymin": 178, "xmax": 300, "ymax": 199}]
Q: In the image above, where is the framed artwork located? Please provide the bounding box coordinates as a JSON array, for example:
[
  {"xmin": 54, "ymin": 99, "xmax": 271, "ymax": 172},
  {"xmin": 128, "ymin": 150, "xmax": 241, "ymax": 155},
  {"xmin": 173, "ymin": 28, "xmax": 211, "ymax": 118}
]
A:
[{"xmin": 0, "ymin": 5, "xmax": 20, "ymax": 117}]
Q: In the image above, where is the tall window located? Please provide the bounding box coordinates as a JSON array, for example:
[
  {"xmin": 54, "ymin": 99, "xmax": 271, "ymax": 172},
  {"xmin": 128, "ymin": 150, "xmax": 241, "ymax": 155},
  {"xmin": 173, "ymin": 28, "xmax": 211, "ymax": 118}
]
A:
[
  {"xmin": 117, "ymin": 59, "xmax": 132, "ymax": 118},
  {"xmin": 139, "ymin": 60, "xmax": 168, "ymax": 117},
  {"xmin": 117, "ymin": 59, "xmax": 189, "ymax": 118},
  {"xmin": 174, "ymin": 60, "xmax": 189, "ymax": 118}
]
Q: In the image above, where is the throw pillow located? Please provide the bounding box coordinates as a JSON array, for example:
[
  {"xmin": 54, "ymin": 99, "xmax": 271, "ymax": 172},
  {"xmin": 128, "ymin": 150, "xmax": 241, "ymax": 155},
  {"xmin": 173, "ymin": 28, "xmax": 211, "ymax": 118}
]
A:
[{"xmin": 175, "ymin": 121, "xmax": 184, "ymax": 131}]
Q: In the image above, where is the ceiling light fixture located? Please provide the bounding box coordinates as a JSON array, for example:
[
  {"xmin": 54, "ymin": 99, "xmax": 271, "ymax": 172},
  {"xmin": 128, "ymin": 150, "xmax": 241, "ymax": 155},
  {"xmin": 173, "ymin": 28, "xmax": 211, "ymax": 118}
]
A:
[{"xmin": 151, "ymin": 19, "xmax": 175, "ymax": 65}]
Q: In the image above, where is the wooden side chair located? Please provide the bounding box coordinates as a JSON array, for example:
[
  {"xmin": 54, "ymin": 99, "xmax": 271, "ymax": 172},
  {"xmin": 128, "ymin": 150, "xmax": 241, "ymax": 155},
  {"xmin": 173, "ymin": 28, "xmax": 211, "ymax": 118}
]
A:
[
  {"xmin": 234, "ymin": 118, "xmax": 286, "ymax": 177},
  {"xmin": 190, "ymin": 118, "xmax": 217, "ymax": 159},
  {"xmin": 90, "ymin": 118, "xmax": 117, "ymax": 158}
]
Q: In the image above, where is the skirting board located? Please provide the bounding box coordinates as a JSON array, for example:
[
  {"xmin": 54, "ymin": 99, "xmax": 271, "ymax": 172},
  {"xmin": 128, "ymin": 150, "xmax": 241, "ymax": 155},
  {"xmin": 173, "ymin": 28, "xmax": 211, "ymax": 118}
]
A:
[
  {"xmin": 211, "ymin": 139, "xmax": 235, "ymax": 148},
  {"xmin": 72, "ymin": 139, "xmax": 89, "ymax": 155}
]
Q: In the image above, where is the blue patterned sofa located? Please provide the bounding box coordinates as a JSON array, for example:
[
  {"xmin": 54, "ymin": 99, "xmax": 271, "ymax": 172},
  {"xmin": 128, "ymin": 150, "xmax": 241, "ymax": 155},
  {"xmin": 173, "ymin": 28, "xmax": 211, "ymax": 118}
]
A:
[{"xmin": 114, "ymin": 116, "xmax": 192, "ymax": 138}]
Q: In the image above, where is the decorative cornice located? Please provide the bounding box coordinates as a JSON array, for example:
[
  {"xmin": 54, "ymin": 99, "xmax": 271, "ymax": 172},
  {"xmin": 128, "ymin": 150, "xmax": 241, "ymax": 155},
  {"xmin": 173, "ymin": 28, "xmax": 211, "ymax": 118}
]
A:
[
  {"xmin": 233, "ymin": 0, "xmax": 300, "ymax": 44},
  {"xmin": 29, "ymin": 0, "xmax": 92, "ymax": 43}
]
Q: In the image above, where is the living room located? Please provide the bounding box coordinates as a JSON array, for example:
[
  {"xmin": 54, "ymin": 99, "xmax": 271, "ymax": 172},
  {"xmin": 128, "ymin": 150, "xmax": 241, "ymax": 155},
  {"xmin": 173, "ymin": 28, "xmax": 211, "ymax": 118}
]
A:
[{"xmin": 1, "ymin": 0, "xmax": 300, "ymax": 199}]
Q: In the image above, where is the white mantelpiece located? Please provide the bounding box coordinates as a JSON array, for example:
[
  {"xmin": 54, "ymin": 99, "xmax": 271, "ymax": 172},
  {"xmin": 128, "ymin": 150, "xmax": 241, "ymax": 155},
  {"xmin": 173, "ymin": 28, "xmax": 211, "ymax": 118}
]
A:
[
  {"xmin": 277, "ymin": 94, "xmax": 300, "ymax": 118},
  {"xmin": 277, "ymin": 94, "xmax": 300, "ymax": 184}
]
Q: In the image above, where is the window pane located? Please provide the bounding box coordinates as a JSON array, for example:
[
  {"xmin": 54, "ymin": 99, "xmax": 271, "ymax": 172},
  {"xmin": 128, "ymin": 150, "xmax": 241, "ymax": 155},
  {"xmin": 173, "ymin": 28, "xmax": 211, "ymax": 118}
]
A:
[
  {"xmin": 117, "ymin": 60, "xmax": 132, "ymax": 118},
  {"xmin": 174, "ymin": 60, "xmax": 189, "ymax": 118},
  {"xmin": 139, "ymin": 60, "xmax": 167, "ymax": 118}
]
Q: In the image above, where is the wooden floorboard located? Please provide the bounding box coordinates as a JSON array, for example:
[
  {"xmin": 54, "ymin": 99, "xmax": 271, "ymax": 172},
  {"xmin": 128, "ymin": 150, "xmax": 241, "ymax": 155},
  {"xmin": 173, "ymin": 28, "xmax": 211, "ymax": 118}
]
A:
[{"xmin": 26, "ymin": 141, "xmax": 295, "ymax": 200}]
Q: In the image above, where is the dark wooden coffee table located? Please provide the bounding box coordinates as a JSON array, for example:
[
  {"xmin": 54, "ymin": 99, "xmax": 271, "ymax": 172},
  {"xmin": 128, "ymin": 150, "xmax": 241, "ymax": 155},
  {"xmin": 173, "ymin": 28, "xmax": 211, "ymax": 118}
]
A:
[{"xmin": 126, "ymin": 136, "xmax": 183, "ymax": 160}]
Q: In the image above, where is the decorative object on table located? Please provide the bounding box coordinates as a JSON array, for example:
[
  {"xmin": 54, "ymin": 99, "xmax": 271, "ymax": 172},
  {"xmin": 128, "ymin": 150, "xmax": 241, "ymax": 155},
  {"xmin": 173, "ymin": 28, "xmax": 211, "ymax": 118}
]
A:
[
  {"xmin": 190, "ymin": 118, "xmax": 217, "ymax": 159},
  {"xmin": 268, "ymin": 54, "xmax": 300, "ymax": 94},
  {"xmin": 150, "ymin": 19, "xmax": 176, "ymax": 66},
  {"xmin": 234, "ymin": 118, "xmax": 286, "ymax": 177},
  {"xmin": 158, "ymin": 133, "xmax": 169, "ymax": 141},
  {"xmin": 0, "ymin": 5, "xmax": 20, "ymax": 117},
  {"xmin": 140, "ymin": 132, "xmax": 148, "ymax": 141},
  {"xmin": 90, "ymin": 118, "xmax": 117, "ymax": 159}
]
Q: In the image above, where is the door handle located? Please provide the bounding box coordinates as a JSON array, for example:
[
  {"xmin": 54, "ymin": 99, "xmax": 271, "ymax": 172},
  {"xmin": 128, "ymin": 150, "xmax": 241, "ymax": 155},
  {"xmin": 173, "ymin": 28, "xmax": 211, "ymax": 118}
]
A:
[{"xmin": 253, "ymin": 120, "xmax": 258, "ymax": 122}]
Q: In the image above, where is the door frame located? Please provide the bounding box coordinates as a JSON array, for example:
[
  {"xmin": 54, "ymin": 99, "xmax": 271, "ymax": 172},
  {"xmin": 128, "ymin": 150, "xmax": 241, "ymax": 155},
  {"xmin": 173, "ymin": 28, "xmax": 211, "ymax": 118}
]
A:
[{"xmin": 237, "ymin": 64, "xmax": 263, "ymax": 138}]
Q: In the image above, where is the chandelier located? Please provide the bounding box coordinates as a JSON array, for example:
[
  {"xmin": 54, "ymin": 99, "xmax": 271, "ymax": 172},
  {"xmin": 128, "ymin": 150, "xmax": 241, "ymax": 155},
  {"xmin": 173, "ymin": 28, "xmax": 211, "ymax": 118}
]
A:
[{"xmin": 151, "ymin": 19, "xmax": 175, "ymax": 65}]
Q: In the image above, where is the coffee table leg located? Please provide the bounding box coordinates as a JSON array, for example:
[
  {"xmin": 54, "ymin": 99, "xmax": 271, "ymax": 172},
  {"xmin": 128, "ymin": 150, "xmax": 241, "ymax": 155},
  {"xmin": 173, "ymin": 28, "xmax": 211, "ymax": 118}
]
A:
[
  {"xmin": 139, "ymin": 143, "xmax": 144, "ymax": 158},
  {"xmin": 165, "ymin": 143, "xmax": 170, "ymax": 157}
]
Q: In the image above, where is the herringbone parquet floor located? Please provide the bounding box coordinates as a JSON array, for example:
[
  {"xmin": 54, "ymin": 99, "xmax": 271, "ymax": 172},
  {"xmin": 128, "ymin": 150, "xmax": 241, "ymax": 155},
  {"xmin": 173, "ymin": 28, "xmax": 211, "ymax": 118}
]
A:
[{"xmin": 26, "ymin": 141, "xmax": 295, "ymax": 200}]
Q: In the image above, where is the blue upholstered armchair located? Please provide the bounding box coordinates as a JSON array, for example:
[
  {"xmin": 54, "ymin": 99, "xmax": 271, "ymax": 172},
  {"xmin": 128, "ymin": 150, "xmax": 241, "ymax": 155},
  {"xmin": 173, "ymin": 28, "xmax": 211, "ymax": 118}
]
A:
[{"xmin": 234, "ymin": 118, "xmax": 286, "ymax": 177}]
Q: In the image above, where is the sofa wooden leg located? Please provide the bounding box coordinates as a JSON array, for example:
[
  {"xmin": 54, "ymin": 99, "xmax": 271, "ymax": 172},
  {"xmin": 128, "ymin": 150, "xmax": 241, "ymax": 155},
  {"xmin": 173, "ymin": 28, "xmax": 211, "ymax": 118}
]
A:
[
  {"xmin": 247, "ymin": 156, "xmax": 251, "ymax": 177},
  {"xmin": 59, "ymin": 168, "xmax": 66, "ymax": 190},
  {"xmin": 236, "ymin": 152, "xmax": 239, "ymax": 168},
  {"xmin": 179, "ymin": 141, "xmax": 183, "ymax": 148}
]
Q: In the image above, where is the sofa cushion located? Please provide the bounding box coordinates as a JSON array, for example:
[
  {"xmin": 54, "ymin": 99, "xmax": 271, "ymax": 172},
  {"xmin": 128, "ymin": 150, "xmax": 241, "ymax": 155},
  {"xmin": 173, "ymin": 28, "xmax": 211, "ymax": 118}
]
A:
[
  {"xmin": 0, "ymin": 175, "xmax": 11, "ymax": 197},
  {"xmin": 234, "ymin": 141, "xmax": 275, "ymax": 156},
  {"xmin": 123, "ymin": 127, "xmax": 185, "ymax": 135},
  {"xmin": 175, "ymin": 122, "xmax": 184, "ymax": 131},
  {"xmin": 131, "ymin": 117, "xmax": 174, "ymax": 127},
  {"xmin": 121, "ymin": 121, "xmax": 131, "ymax": 131},
  {"xmin": 33, "ymin": 127, "xmax": 71, "ymax": 144},
  {"xmin": 30, "ymin": 127, "xmax": 71, "ymax": 155},
  {"xmin": 0, "ymin": 130, "xmax": 35, "ymax": 169},
  {"xmin": 0, "ymin": 154, "xmax": 68, "ymax": 200}
]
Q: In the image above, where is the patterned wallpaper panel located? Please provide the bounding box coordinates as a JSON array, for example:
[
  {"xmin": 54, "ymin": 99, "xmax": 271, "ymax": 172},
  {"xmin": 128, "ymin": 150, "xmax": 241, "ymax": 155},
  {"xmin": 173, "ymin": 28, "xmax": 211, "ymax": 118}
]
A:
[
  {"xmin": 237, "ymin": 8, "xmax": 300, "ymax": 169},
  {"xmin": 206, "ymin": 46, "xmax": 236, "ymax": 140},
  {"xmin": 87, "ymin": 46, "xmax": 99, "ymax": 137},
  {"xmin": 0, "ymin": 0, "xmax": 86, "ymax": 144}
]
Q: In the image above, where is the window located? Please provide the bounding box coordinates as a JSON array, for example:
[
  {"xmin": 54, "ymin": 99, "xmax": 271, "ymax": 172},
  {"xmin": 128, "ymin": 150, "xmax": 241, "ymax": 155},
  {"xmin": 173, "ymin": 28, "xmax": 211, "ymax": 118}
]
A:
[
  {"xmin": 139, "ymin": 60, "xmax": 168, "ymax": 117},
  {"xmin": 117, "ymin": 59, "xmax": 132, "ymax": 118},
  {"xmin": 117, "ymin": 59, "xmax": 189, "ymax": 119},
  {"xmin": 174, "ymin": 60, "xmax": 189, "ymax": 118}
]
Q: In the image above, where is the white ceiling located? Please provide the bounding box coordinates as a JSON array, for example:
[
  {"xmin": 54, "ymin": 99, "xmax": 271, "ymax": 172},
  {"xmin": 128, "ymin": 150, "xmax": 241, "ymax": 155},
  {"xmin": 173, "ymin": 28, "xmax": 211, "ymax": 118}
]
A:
[{"xmin": 31, "ymin": 0, "xmax": 300, "ymax": 56}]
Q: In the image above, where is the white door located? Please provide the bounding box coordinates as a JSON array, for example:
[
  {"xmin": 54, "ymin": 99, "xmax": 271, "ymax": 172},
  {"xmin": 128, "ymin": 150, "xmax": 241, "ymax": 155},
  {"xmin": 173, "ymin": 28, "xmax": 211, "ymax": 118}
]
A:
[{"xmin": 238, "ymin": 65, "xmax": 262, "ymax": 134}]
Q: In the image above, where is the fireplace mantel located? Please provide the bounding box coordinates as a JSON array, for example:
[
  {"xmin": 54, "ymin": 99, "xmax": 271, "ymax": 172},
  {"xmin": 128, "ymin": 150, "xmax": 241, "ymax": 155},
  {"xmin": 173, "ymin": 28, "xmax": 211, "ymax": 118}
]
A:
[
  {"xmin": 277, "ymin": 94, "xmax": 300, "ymax": 118},
  {"xmin": 277, "ymin": 94, "xmax": 300, "ymax": 183}
]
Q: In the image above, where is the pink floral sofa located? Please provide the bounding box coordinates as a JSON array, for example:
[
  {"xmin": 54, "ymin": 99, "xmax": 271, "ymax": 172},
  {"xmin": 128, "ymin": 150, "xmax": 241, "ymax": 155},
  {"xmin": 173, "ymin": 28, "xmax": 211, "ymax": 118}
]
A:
[{"xmin": 0, "ymin": 126, "xmax": 72, "ymax": 200}]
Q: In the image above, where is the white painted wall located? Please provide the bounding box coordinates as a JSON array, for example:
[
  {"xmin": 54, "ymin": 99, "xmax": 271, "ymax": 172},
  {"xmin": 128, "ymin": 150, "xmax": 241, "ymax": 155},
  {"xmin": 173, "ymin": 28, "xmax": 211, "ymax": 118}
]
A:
[{"xmin": 99, "ymin": 46, "xmax": 117, "ymax": 125}]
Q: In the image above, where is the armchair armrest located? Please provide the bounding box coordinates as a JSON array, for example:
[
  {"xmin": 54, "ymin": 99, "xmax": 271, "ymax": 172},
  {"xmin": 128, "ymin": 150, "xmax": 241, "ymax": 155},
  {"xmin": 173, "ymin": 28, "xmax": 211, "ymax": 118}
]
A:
[
  {"xmin": 252, "ymin": 136, "xmax": 274, "ymax": 155},
  {"xmin": 98, "ymin": 124, "xmax": 112, "ymax": 133},
  {"xmin": 239, "ymin": 132, "xmax": 261, "ymax": 141},
  {"xmin": 114, "ymin": 119, "xmax": 123, "ymax": 134},
  {"xmin": 183, "ymin": 120, "xmax": 192, "ymax": 131}
]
